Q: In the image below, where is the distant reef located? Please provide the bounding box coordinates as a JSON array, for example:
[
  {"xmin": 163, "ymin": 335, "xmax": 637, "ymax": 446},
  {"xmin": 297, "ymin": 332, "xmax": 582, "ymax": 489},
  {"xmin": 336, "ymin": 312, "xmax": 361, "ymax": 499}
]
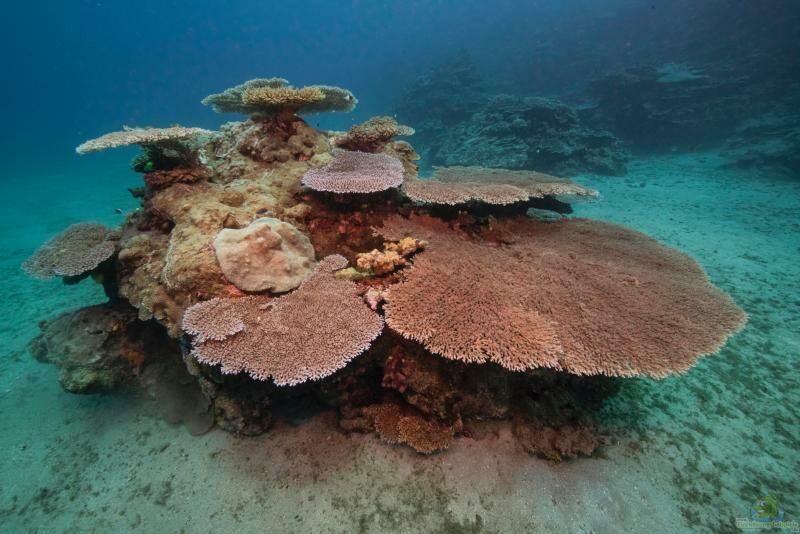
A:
[
  {"xmin": 394, "ymin": 53, "xmax": 629, "ymax": 177},
  {"xmin": 587, "ymin": 62, "xmax": 800, "ymax": 177}
]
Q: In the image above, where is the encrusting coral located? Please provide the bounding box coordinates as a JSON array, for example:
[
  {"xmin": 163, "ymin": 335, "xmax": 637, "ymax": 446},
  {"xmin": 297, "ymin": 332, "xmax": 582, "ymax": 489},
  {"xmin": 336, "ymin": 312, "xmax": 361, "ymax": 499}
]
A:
[
  {"xmin": 302, "ymin": 148, "xmax": 405, "ymax": 194},
  {"xmin": 183, "ymin": 255, "xmax": 385, "ymax": 386},
  {"xmin": 24, "ymin": 75, "xmax": 748, "ymax": 458},
  {"xmin": 335, "ymin": 116, "xmax": 415, "ymax": 152},
  {"xmin": 213, "ymin": 217, "xmax": 316, "ymax": 293},
  {"xmin": 23, "ymin": 223, "xmax": 117, "ymax": 279}
]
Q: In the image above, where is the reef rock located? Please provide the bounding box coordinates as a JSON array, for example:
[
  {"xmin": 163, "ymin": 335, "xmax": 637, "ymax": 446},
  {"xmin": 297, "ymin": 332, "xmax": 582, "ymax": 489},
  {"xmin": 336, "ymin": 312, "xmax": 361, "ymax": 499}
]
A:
[
  {"xmin": 28, "ymin": 303, "xmax": 178, "ymax": 393},
  {"xmin": 213, "ymin": 217, "xmax": 316, "ymax": 293}
]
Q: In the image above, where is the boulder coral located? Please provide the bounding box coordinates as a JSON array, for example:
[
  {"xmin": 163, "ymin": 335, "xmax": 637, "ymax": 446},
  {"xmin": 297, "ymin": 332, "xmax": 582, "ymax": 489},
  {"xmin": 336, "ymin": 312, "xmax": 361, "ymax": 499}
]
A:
[{"xmin": 213, "ymin": 217, "xmax": 316, "ymax": 293}]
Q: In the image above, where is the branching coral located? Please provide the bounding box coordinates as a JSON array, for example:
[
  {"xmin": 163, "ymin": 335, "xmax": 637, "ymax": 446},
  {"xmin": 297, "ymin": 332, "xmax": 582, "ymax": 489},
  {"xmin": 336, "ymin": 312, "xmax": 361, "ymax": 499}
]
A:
[
  {"xmin": 183, "ymin": 255, "xmax": 384, "ymax": 386},
  {"xmin": 202, "ymin": 78, "xmax": 357, "ymax": 116},
  {"xmin": 213, "ymin": 217, "xmax": 316, "ymax": 293},
  {"xmin": 367, "ymin": 401, "xmax": 455, "ymax": 454},
  {"xmin": 75, "ymin": 126, "xmax": 212, "ymax": 154},
  {"xmin": 355, "ymin": 237, "xmax": 426, "ymax": 275},
  {"xmin": 301, "ymin": 149, "xmax": 404, "ymax": 194},
  {"xmin": 379, "ymin": 214, "xmax": 746, "ymax": 378},
  {"xmin": 335, "ymin": 116, "xmax": 415, "ymax": 152},
  {"xmin": 403, "ymin": 166, "xmax": 597, "ymax": 206},
  {"xmin": 23, "ymin": 223, "xmax": 116, "ymax": 279}
]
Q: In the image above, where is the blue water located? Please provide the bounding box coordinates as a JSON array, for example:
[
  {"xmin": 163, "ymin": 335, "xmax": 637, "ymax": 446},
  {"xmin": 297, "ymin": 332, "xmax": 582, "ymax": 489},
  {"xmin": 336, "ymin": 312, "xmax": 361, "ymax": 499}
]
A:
[{"xmin": 1, "ymin": 1, "xmax": 798, "ymax": 532}]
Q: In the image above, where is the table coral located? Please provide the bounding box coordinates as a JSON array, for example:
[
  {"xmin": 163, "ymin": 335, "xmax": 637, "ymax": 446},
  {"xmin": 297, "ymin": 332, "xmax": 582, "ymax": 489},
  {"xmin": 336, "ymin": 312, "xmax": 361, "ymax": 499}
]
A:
[
  {"xmin": 22, "ymin": 223, "xmax": 116, "ymax": 279},
  {"xmin": 379, "ymin": 214, "xmax": 746, "ymax": 378},
  {"xmin": 302, "ymin": 149, "xmax": 405, "ymax": 194},
  {"xmin": 184, "ymin": 255, "xmax": 384, "ymax": 386}
]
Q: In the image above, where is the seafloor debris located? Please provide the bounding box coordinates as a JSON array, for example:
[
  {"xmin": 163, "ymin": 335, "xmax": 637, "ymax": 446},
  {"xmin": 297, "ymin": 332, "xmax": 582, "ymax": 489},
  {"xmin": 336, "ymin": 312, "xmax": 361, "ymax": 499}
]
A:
[{"xmin": 24, "ymin": 75, "xmax": 746, "ymax": 458}]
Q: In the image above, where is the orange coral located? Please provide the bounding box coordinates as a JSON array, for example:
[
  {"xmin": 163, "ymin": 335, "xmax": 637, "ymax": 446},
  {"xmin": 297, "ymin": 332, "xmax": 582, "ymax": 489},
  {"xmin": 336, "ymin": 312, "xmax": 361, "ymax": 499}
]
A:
[
  {"xmin": 368, "ymin": 401, "xmax": 454, "ymax": 454},
  {"xmin": 379, "ymin": 214, "xmax": 746, "ymax": 378}
]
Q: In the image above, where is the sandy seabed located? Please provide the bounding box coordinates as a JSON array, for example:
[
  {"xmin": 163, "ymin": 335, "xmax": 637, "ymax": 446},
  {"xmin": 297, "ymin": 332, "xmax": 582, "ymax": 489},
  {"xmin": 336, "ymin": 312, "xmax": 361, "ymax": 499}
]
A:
[{"xmin": 0, "ymin": 152, "xmax": 797, "ymax": 533}]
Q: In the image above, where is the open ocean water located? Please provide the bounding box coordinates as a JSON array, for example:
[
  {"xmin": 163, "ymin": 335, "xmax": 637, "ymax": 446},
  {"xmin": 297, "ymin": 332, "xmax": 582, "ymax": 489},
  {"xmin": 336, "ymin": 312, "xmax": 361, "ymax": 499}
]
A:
[{"xmin": 1, "ymin": 1, "xmax": 798, "ymax": 532}]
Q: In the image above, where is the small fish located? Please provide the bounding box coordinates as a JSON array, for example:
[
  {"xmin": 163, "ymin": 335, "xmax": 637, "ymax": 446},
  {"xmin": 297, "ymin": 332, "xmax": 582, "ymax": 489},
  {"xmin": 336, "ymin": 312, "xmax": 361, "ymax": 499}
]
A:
[
  {"xmin": 114, "ymin": 208, "xmax": 123, "ymax": 214},
  {"xmin": 256, "ymin": 207, "xmax": 270, "ymax": 215}
]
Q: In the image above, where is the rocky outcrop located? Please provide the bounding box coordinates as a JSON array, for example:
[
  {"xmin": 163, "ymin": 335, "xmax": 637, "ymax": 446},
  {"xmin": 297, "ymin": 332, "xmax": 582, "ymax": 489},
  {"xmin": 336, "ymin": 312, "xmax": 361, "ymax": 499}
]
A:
[{"xmin": 27, "ymin": 303, "xmax": 178, "ymax": 393}]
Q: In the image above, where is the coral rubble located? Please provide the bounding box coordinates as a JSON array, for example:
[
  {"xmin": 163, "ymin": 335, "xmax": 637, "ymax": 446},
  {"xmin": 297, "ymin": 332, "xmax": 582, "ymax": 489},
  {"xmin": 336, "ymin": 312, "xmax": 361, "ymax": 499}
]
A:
[{"xmin": 24, "ymin": 75, "xmax": 747, "ymax": 458}]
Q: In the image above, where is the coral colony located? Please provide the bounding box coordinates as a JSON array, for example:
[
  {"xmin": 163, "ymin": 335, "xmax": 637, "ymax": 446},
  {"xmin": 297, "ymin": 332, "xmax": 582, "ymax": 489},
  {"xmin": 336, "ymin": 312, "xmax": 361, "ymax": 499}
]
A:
[{"xmin": 24, "ymin": 77, "xmax": 746, "ymax": 460}]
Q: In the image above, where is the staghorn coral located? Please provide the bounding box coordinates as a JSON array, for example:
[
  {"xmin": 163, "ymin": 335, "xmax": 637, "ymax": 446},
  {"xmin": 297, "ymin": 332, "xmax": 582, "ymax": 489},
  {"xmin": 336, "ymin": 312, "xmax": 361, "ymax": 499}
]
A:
[
  {"xmin": 335, "ymin": 116, "xmax": 415, "ymax": 152},
  {"xmin": 184, "ymin": 255, "xmax": 384, "ymax": 386},
  {"xmin": 301, "ymin": 149, "xmax": 404, "ymax": 194},
  {"xmin": 355, "ymin": 237, "xmax": 426, "ymax": 275},
  {"xmin": 75, "ymin": 126, "xmax": 212, "ymax": 154},
  {"xmin": 202, "ymin": 78, "xmax": 357, "ymax": 116},
  {"xmin": 213, "ymin": 217, "xmax": 316, "ymax": 293},
  {"xmin": 403, "ymin": 166, "xmax": 597, "ymax": 206},
  {"xmin": 379, "ymin": 214, "xmax": 746, "ymax": 378},
  {"xmin": 23, "ymin": 223, "xmax": 116, "ymax": 279}
]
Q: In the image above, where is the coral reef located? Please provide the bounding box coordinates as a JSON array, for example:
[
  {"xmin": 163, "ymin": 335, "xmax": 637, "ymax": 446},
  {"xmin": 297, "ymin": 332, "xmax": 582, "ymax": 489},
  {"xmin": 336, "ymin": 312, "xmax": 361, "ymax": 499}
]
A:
[
  {"xmin": 25, "ymin": 75, "xmax": 747, "ymax": 456},
  {"xmin": 28, "ymin": 302, "xmax": 178, "ymax": 393},
  {"xmin": 395, "ymin": 56, "xmax": 627, "ymax": 175},
  {"xmin": 335, "ymin": 116, "xmax": 415, "ymax": 153},
  {"xmin": 22, "ymin": 223, "xmax": 117, "ymax": 279},
  {"xmin": 301, "ymin": 149, "xmax": 405, "ymax": 194},
  {"xmin": 213, "ymin": 217, "xmax": 316, "ymax": 293}
]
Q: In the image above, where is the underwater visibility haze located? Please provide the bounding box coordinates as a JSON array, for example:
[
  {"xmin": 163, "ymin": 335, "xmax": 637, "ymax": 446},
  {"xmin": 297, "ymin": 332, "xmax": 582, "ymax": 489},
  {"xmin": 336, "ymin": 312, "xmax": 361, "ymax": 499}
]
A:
[{"xmin": 1, "ymin": 1, "xmax": 798, "ymax": 532}]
